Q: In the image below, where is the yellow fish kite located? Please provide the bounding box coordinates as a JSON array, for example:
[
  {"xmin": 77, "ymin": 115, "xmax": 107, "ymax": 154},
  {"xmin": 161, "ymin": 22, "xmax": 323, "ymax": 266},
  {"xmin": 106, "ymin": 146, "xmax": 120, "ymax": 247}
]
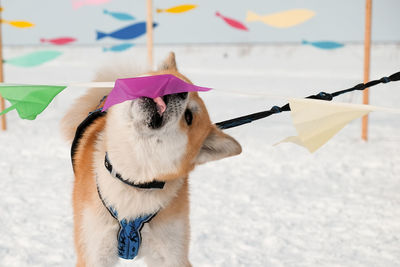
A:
[
  {"xmin": 156, "ymin": 4, "xmax": 197, "ymax": 14},
  {"xmin": 246, "ymin": 9, "xmax": 315, "ymax": 28},
  {"xmin": 1, "ymin": 19, "xmax": 34, "ymax": 28}
]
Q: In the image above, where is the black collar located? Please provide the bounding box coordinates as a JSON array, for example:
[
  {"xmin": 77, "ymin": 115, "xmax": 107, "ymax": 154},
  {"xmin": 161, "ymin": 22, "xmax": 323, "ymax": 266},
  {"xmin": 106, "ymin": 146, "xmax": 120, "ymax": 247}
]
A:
[{"xmin": 104, "ymin": 152, "xmax": 165, "ymax": 189}]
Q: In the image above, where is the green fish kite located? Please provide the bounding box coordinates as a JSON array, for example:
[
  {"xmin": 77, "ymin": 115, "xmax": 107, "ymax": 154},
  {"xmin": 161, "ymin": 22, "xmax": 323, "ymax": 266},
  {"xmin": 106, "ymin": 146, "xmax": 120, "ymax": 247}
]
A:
[
  {"xmin": 5, "ymin": 50, "xmax": 62, "ymax": 67},
  {"xmin": 0, "ymin": 85, "xmax": 66, "ymax": 120}
]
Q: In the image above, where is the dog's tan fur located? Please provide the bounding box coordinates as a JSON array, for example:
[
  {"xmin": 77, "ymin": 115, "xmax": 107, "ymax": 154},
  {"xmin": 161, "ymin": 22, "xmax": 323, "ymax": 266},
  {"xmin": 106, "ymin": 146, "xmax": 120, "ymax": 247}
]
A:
[{"xmin": 62, "ymin": 53, "xmax": 241, "ymax": 267}]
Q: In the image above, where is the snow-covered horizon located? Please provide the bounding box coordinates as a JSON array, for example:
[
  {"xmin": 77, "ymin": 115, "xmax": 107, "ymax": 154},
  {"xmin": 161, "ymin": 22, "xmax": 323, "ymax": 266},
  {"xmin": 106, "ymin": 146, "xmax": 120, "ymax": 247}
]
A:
[{"xmin": 0, "ymin": 44, "xmax": 399, "ymax": 266}]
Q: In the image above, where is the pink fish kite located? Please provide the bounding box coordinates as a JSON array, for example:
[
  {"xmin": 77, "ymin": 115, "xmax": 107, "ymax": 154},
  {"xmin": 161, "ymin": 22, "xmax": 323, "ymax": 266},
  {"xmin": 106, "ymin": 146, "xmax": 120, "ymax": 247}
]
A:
[
  {"xmin": 72, "ymin": 0, "xmax": 111, "ymax": 10},
  {"xmin": 216, "ymin": 11, "xmax": 248, "ymax": 31},
  {"xmin": 41, "ymin": 37, "xmax": 77, "ymax": 45},
  {"xmin": 102, "ymin": 74, "xmax": 212, "ymax": 113}
]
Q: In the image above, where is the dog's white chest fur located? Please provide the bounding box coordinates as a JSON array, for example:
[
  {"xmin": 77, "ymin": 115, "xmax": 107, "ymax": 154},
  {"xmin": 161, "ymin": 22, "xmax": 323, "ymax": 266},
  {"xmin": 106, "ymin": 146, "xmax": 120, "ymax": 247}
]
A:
[{"xmin": 79, "ymin": 137, "xmax": 187, "ymax": 266}]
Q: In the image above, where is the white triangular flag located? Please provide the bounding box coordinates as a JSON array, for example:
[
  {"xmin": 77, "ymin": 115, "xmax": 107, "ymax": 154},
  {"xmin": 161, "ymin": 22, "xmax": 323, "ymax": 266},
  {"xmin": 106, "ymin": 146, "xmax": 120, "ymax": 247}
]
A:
[{"xmin": 277, "ymin": 99, "xmax": 375, "ymax": 153}]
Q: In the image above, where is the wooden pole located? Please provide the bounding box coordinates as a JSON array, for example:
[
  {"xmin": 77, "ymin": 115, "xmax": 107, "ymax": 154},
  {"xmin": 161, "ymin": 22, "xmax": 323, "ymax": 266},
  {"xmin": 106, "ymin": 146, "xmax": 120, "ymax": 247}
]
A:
[
  {"xmin": 0, "ymin": 0, "xmax": 7, "ymax": 131},
  {"xmin": 362, "ymin": 0, "xmax": 372, "ymax": 141},
  {"xmin": 146, "ymin": 0, "xmax": 154, "ymax": 70}
]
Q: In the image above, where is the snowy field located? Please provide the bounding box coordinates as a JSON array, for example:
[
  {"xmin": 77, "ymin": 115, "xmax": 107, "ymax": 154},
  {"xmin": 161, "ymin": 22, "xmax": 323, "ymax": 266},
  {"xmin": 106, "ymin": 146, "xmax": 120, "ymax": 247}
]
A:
[{"xmin": 0, "ymin": 44, "xmax": 399, "ymax": 267}]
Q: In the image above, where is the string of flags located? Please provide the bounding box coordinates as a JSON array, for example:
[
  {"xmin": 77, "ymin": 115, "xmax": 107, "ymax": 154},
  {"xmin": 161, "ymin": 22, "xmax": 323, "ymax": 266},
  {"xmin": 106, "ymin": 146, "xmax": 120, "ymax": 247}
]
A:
[
  {"xmin": 215, "ymin": 71, "xmax": 400, "ymax": 152},
  {"xmin": 0, "ymin": 71, "xmax": 399, "ymax": 152}
]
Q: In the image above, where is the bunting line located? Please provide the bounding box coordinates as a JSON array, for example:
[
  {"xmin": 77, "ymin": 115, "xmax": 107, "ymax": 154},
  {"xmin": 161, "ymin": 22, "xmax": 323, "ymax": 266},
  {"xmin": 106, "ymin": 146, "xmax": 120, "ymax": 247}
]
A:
[
  {"xmin": 0, "ymin": 82, "xmax": 115, "ymax": 88},
  {"xmin": 0, "ymin": 71, "xmax": 399, "ymax": 153},
  {"xmin": 0, "ymin": 82, "xmax": 321, "ymax": 100},
  {"xmin": 216, "ymin": 71, "xmax": 400, "ymax": 129}
]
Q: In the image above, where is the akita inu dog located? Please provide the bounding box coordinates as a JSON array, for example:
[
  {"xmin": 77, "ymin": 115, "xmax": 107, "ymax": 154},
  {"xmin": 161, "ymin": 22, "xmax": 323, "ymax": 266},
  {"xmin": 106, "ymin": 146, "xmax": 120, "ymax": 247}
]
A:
[{"xmin": 61, "ymin": 52, "xmax": 241, "ymax": 267}]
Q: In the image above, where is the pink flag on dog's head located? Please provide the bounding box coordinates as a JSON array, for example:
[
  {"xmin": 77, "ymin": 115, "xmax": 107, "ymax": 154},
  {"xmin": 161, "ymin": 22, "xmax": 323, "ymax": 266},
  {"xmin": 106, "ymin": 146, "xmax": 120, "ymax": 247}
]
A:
[{"xmin": 102, "ymin": 74, "xmax": 212, "ymax": 112}]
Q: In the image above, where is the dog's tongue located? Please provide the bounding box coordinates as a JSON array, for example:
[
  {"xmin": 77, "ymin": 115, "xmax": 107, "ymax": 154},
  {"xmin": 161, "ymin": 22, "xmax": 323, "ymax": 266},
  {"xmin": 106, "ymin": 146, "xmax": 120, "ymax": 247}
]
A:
[{"xmin": 153, "ymin": 96, "xmax": 166, "ymax": 116}]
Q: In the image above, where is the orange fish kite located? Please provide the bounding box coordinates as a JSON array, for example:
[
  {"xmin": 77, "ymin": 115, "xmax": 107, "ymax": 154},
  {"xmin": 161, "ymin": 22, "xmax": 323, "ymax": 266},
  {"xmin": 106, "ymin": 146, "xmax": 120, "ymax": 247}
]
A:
[
  {"xmin": 0, "ymin": 19, "xmax": 34, "ymax": 28},
  {"xmin": 156, "ymin": 4, "xmax": 197, "ymax": 13}
]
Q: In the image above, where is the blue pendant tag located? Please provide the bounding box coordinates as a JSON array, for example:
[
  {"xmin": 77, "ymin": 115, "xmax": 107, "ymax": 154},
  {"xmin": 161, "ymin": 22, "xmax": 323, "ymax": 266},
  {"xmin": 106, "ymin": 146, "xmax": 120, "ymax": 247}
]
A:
[
  {"xmin": 95, "ymin": 184, "xmax": 157, "ymax": 260},
  {"xmin": 116, "ymin": 214, "xmax": 155, "ymax": 260}
]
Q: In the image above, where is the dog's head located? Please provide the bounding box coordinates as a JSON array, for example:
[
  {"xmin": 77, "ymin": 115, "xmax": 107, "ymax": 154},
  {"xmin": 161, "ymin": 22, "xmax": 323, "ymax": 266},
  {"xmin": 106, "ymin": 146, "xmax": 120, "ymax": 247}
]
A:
[{"xmin": 105, "ymin": 53, "xmax": 241, "ymax": 182}]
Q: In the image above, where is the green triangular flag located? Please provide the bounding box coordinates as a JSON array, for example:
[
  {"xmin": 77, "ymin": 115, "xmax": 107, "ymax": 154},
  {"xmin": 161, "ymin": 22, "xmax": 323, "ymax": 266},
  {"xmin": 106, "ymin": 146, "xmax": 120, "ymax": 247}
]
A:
[{"xmin": 0, "ymin": 85, "xmax": 67, "ymax": 120}]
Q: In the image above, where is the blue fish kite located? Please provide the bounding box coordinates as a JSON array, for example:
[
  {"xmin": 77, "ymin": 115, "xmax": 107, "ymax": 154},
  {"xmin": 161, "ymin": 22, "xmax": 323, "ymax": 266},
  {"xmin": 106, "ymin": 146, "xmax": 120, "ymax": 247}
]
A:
[
  {"xmin": 103, "ymin": 43, "xmax": 134, "ymax": 52},
  {"xmin": 104, "ymin": 9, "xmax": 135, "ymax": 21},
  {"xmin": 302, "ymin": 40, "xmax": 344, "ymax": 50},
  {"xmin": 96, "ymin": 22, "xmax": 158, "ymax": 40}
]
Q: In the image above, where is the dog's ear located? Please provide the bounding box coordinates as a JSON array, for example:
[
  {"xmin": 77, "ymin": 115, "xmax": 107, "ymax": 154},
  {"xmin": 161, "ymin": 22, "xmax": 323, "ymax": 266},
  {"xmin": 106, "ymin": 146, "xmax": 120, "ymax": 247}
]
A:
[
  {"xmin": 159, "ymin": 52, "xmax": 178, "ymax": 71},
  {"xmin": 195, "ymin": 127, "xmax": 242, "ymax": 165}
]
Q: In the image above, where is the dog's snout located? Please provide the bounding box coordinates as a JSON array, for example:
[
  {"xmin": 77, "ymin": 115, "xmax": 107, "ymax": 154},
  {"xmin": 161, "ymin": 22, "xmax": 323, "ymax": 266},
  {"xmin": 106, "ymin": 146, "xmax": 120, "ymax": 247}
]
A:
[
  {"xmin": 137, "ymin": 92, "xmax": 188, "ymax": 130},
  {"xmin": 177, "ymin": 92, "xmax": 188, "ymax": 100}
]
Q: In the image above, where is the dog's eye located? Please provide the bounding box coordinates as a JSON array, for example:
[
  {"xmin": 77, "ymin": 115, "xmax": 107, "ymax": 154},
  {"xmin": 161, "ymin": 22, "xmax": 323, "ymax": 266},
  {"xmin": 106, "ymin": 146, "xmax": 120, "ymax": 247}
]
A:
[{"xmin": 184, "ymin": 109, "xmax": 193, "ymax": 126}]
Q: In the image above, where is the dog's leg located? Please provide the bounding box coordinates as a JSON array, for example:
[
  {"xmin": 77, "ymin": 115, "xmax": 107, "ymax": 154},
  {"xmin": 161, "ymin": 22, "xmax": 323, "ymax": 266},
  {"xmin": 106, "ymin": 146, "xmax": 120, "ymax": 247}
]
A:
[
  {"xmin": 75, "ymin": 207, "xmax": 120, "ymax": 267},
  {"xmin": 74, "ymin": 216, "xmax": 85, "ymax": 267}
]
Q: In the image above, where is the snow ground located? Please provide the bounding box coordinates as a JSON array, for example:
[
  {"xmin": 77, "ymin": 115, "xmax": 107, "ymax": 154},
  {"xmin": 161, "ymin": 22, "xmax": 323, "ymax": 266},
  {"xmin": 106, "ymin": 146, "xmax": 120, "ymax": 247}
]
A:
[{"xmin": 0, "ymin": 44, "xmax": 399, "ymax": 267}]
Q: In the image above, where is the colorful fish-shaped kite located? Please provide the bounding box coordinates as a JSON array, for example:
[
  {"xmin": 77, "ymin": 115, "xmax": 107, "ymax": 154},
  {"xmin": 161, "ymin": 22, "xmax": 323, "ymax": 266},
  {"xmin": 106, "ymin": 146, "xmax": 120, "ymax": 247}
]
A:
[
  {"xmin": 0, "ymin": 85, "xmax": 66, "ymax": 120},
  {"xmin": 103, "ymin": 43, "xmax": 134, "ymax": 52},
  {"xmin": 156, "ymin": 4, "xmax": 197, "ymax": 14},
  {"xmin": 5, "ymin": 51, "xmax": 62, "ymax": 67},
  {"xmin": 0, "ymin": 19, "xmax": 34, "ymax": 28},
  {"xmin": 104, "ymin": 9, "xmax": 135, "ymax": 21},
  {"xmin": 72, "ymin": 0, "xmax": 111, "ymax": 10},
  {"xmin": 302, "ymin": 40, "xmax": 344, "ymax": 50},
  {"xmin": 96, "ymin": 22, "xmax": 157, "ymax": 40},
  {"xmin": 246, "ymin": 9, "xmax": 315, "ymax": 28},
  {"xmin": 216, "ymin": 12, "xmax": 248, "ymax": 31},
  {"xmin": 41, "ymin": 37, "xmax": 77, "ymax": 45}
]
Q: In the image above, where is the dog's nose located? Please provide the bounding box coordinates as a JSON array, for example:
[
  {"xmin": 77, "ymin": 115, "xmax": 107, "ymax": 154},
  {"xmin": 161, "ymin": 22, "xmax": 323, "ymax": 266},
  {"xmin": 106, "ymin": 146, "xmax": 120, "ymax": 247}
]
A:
[{"xmin": 177, "ymin": 92, "xmax": 188, "ymax": 100}]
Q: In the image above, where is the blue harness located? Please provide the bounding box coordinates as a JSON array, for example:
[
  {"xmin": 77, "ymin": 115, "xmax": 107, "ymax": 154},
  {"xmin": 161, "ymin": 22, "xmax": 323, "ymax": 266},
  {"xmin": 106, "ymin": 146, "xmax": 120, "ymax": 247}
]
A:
[{"xmin": 97, "ymin": 185, "xmax": 157, "ymax": 260}]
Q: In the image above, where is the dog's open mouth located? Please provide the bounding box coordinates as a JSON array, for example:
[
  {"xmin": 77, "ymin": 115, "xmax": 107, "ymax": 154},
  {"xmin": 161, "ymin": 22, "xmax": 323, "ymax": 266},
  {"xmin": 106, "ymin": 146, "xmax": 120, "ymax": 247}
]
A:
[
  {"xmin": 148, "ymin": 96, "xmax": 168, "ymax": 129},
  {"xmin": 139, "ymin": 93, "xmax": 187, "ymax": 129},
  {"xmin": 153, "ymin": 97, "xmax": 167, "ymax": 116},
  {"xmin": 140, "ymin": 95, "xmax": 168, "ymax": 129},
  {"xmin": 140, "ymin": 96, "xmax": 164, "ymax": 129}
]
